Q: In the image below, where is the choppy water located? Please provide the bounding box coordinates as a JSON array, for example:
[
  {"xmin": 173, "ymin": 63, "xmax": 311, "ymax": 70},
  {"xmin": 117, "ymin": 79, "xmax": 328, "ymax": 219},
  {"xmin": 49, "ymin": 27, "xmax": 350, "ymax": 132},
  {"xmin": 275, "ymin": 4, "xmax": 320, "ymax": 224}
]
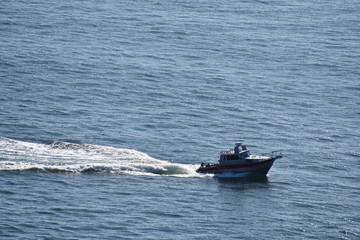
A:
[{"xmin": 1, "ymin": 0, "xmax": 359, "ymax": 239}]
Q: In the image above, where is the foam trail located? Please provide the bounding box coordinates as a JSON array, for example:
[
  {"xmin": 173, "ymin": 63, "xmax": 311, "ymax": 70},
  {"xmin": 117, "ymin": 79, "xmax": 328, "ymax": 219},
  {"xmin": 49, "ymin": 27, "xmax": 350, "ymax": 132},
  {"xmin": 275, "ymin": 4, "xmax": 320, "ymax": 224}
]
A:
[{"xmin": 0, "ymin": 137, "xmax": 201, "ymax": 177}]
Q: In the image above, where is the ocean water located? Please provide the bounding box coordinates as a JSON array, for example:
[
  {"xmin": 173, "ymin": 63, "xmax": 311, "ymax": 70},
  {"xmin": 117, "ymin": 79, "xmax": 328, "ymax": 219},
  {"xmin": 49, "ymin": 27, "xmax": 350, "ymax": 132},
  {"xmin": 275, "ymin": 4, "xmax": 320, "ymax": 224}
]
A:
[{"xmin": 1, "ymin": 0, "xmax": 359, "ymax": 239}]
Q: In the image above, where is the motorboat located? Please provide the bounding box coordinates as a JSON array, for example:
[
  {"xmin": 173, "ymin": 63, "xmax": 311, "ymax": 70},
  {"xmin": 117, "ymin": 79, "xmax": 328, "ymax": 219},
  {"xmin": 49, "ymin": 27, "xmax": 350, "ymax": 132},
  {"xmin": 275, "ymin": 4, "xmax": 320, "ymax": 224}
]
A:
[{"xmin": 196, "ymin": 143, "xmax": 282, "ymax": 175}]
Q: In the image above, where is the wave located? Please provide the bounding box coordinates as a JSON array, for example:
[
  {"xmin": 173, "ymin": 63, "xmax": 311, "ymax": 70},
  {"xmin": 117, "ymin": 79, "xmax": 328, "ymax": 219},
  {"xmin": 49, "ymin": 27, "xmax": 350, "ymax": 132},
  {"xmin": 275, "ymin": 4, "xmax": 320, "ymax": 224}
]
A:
[{"xmin": 0, "ymin": 137, "xmax": 199, "ymax": 177}]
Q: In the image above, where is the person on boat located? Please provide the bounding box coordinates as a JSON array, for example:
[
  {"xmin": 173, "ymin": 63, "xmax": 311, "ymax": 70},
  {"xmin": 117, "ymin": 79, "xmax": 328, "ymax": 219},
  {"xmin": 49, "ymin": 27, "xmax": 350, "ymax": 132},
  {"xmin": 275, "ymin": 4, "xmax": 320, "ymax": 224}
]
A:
[{"xmin": 234, "ymin": 144, "xmax": 240, "ymax": 155}]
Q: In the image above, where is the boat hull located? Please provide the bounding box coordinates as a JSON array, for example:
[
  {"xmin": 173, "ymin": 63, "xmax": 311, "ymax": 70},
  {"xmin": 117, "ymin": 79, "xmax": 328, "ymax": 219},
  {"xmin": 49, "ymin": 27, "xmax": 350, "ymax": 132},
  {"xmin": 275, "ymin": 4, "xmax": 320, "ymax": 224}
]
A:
[{"xmin": 196, "ymin": 158, "xmax": 277, "ymax": 175}]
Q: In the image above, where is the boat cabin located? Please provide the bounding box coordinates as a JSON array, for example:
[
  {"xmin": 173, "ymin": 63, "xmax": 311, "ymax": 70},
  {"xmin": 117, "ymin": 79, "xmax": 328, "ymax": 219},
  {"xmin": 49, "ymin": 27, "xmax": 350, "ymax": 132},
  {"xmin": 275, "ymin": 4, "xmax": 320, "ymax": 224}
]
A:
[{"xmin": 219, "ymin": 143, "xmax": 250, "ymax": 162}]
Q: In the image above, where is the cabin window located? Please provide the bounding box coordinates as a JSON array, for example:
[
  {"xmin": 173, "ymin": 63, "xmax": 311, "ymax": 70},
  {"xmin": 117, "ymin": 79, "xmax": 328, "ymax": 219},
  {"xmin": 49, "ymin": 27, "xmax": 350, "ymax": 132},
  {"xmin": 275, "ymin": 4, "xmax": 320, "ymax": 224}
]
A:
[
  {"xmin": 227, "ymin": 155, "xmax": 238, "ymax": 161},
  {"xmin": 241, "ymin": 152, "xmax": 250, "ymax": 158}
]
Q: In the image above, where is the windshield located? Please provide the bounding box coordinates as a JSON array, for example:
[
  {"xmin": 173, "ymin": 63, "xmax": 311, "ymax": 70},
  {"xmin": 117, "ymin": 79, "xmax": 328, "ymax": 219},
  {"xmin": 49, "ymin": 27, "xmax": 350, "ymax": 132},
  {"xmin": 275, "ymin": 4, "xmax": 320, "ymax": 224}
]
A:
[{"xmin": 241, "ymin": 151, "xmax": 250, "ymax": 158}]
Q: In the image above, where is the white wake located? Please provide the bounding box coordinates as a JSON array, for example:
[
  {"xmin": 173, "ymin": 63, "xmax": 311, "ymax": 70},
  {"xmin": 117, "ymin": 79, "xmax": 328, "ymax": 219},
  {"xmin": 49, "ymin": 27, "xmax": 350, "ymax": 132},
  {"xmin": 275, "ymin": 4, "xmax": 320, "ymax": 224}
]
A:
[{"xmin": 0, "ymin": 137, "xmax": 200, "ymax": 177}]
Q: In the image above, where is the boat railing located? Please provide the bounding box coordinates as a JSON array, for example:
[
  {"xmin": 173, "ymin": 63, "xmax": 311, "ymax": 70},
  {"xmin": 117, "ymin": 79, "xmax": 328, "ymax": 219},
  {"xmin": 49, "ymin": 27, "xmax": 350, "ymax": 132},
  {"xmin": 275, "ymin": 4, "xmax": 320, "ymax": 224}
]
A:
[
  {"xmin": 270, "ymin": 150, "xmax": 283, "ymax": 159},
  {"xmin": 220, "ymin": 150, "xmax": 235, "ymax": 155}
]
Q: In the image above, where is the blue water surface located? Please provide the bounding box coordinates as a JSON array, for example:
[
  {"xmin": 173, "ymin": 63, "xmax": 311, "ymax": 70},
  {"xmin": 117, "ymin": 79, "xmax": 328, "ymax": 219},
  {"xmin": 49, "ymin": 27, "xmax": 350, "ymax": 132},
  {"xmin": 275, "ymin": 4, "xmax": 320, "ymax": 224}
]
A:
[{"xmin": 1, "ymin": 0, "xmax": 359, "ymax": 239}]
